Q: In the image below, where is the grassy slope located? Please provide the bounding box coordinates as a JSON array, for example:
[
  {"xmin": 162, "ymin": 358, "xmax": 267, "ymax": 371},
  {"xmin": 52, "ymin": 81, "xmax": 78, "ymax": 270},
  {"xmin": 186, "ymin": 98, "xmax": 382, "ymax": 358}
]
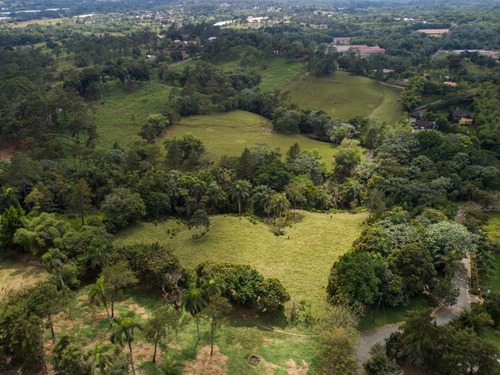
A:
[
  {"xmin": 0, "ymin": 258, "xmax": 46, "ymax": 299},
  {"xmin": 93, "ymin": 81, "xmax": 171, "ymax": 149},
  {"xmin": 481, "ymin": 212, "xmax": 500, "ymax": 348},
  {"xmin": 284, "ymin": 71, "xmax": 403, "ymax": 123},
  {"xmin": 114, "ymin": 211, "xmax": 367, "ymax": 310},
  {"xmin": 163, "ymin": 110, "xmax": 338, "ymax": 163}
]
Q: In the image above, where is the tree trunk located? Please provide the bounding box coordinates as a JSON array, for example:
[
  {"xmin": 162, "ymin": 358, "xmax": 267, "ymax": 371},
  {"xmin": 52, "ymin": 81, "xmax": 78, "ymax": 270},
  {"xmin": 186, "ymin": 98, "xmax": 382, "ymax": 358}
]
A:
[
  {"xmin": 278, "ymin": 211, "xmax": 282, "ymax": 231},
  {"xmin": 238, "ymin": 198, "xmax": 242, "ymax": 215},
  {"xmin": 57, "ymin": 272, "xmax": 65, "ymax": 287},
  {"xmin": 111, "ymin": 294, "xmax": 115, "ymax": 318},
  {"xmin": 152, "ymin": 339, "xmax": 158, "ymax": 363},
  {"xmin": 196, "ymin": 318, "xmax": 200, "ymax": 341},
  {"xmin": 128, "ymin": 339, "xmax": 137, "ymax": 375},
  {"xmin": 104, "ymin": 305, "xmax": 113, "ymax": 328},
  {"xmin": 210, "ymin": 322, "xmax": 215, "ymax": 358},
  {"xmin": 49, "ymin": 314, "xmax": 55, "ymax": 343}
]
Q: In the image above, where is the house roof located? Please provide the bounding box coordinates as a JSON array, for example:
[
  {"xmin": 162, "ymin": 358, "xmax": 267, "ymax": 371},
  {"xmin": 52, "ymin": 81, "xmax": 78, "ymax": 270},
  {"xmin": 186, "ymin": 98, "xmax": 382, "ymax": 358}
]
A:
[
  {"xmin": 453, "ymin": 109, "xmax": 474, "ymax": 118},
  {"xmin": 411, "ymin": 120, "xmax": 435, "ymax": 129},
  {"xmin": 334, "ymin": 45, "xmax": 385, "ymax": 55}
]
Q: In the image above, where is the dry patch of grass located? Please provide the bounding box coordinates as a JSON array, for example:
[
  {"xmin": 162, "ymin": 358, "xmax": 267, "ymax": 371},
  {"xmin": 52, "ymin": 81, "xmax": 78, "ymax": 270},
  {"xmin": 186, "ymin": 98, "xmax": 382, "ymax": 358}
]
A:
[
  {"xmin": 0, "ymin": 258, "xmax": 47, "ymax": 299},
  {"xmin": 286, "ymin": 358, "xmax": 309, "ymax": 375},
  {"xmin": 184, "ymin": 345, "xmax": 229, "ymax": 375}
]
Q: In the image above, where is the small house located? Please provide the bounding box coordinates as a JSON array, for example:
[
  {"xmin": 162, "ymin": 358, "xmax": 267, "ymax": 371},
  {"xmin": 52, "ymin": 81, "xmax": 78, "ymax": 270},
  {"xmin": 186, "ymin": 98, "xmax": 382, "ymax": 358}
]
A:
[
  {"xmin": 452, "ymin": 108, "xmax": 474, "ymax": 125},
  {"xmin": 410, "ymin": 120, "xmax": 435, "ymax": 130}
]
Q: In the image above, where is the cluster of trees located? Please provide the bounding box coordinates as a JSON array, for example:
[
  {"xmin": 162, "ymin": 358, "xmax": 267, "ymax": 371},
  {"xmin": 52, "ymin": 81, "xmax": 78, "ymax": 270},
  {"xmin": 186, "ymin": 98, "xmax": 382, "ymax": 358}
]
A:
[
  {"xmin": 365, "ymin": 305, "xmax": 500, "ymax": 375},
  {"xmin": 327, "ymin": 211, "xmax": 480, "ymax": 308}
]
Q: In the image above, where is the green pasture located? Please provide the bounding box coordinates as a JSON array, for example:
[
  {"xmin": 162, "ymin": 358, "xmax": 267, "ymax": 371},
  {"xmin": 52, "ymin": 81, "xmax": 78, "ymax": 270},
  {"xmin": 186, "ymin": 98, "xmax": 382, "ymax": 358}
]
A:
[
  {"xmin": 163, "ymin": 110, "xmax": 337, "ymax": 164},
  {"xmin": 114, "ymin": 211, "xmax": 368, "ymax": 311},
  {"xmin": 91, "ymin": 81, "xmax": 171, "ymax": 149},
  {"xmin": 484, "ymin": 212, "xmax": 500, "ymax": 248},
  {"xmin": 284, "ymin": 71, "xmax": 403, "ymax": 123}
]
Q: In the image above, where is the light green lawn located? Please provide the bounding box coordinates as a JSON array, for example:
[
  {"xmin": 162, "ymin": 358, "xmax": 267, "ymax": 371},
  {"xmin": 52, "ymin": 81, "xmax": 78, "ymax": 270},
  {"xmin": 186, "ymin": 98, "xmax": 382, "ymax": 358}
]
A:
[
  {"xmin": 163, "ymin": 110, "xmax": 337, "ymax": 164},
  {"xmin": 114, "ymin": 211, "xmax": 367, "ymax": 311},
  {"xmin": 284, "ymin": 71, "xmax": 403, "ymax": 123},
  {"xmin": 93, "ymin": 81, "xmax": 171, "ymax": 149}
]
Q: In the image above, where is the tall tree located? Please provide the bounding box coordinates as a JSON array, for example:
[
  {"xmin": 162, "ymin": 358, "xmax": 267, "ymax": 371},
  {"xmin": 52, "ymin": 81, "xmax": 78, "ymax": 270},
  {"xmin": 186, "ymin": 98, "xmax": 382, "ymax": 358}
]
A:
[
  {"xmin": 41, "ymin": 248, "xmax": 67, "ymax": 287},
  {"xmin": 181, "ymin": 285, "xmax": 206, "ymax": 340},
  {"xmin": 270, "ymin": 193, "xmax": 290, "ymax": 231},
  {"xmin": 110, "ymin": 316, "xmax": 142, "ymax": 375},
  {"xmin": 70, "ymin": 179, "xmax": 94, "ymax": 226},
  {"xmin": 202, "ymin": 295, "xmax": 232, "ymax": 358},
  {"xmin": 230, "ymin": 179, "xmax": 252, "ymax": 215},
  {"xmin": 102, "ymin": 261, "xmax": 138, "ymax": 318},
  {"xmin": 27, "ymin": 282, "xmax": 72, "ymax": 343},
  {"xmin": 88, "ymin": 276, "xmax": 113, "ymax": 327},
  {"xmin": 143, "ymin": 306, "xmax": 183, "ymax": 363}
]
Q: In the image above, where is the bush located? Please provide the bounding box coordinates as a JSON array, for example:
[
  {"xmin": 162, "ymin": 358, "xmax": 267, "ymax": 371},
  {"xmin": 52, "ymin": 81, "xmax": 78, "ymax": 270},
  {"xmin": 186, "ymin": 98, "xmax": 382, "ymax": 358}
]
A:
[
  {"xmin": 258, "ymin": 278, "xmax": 290, "ymax": 312},
  {"xmin": 195, "ymin": 261, "xmax": 264, "ymax": 305}
]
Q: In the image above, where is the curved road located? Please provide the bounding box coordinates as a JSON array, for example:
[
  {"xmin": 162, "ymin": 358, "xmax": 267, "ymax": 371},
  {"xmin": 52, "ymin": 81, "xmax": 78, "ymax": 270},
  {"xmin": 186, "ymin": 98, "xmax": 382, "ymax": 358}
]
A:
[{"xmin": 356, "ymin": 208, "xmax": 472, "ymax": 368}]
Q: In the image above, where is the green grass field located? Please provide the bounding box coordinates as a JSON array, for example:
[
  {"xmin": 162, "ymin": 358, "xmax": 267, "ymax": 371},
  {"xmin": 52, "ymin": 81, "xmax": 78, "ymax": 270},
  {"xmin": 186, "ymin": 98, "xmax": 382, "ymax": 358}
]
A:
[
  {"xmin": 284, "ymin": 71, "xmax": 403, "ymax": 123},
  {"xmin": 163, "ymin": 110, "xmax": 338, "ymax": 164},
  {"xmin": 114, "ymin": 211, "xmax": 367, "ymax": 311},
  {"xmin": 93, "ymin": 81, "xmax": 171, "ymax": 149},
  {"xmin": 46, "ymin": 286, "xmax": 320, "ymax": 375}
]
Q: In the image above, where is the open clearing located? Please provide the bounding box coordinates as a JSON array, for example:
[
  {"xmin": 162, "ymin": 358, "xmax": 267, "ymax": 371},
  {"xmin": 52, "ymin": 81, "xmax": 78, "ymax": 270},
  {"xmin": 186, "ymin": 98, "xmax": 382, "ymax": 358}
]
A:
[
  {"xmin": 54, "ymin": 288, "xmax": 320, "ymax": 374},
  {"xmin": 90, "ymin": 81, "xmax": 171, "ymax": 149},
  {"xmin": 163, "ymin": 110, "xmax": 337, "ymax": 163},
  {"xmin": 0, "ymin": 258, "xmax": 46, "ymax": 299},
  {"xmin": 114, "ymin": 210, "xmax": 367, "ymax": 310},
  {"xmin": 285, "ymin": 71, "xmax": 403, "ymax": 123}
]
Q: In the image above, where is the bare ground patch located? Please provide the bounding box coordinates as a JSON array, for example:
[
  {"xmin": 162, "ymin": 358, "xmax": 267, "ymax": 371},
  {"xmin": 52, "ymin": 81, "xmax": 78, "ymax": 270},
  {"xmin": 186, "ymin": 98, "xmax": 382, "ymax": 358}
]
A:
[
  {"xmin": 286, "ymin": 359, "xmax": 309, "ymax": 375},
  {"xmin": 183, "ymin": 345, "xmax": 228, "ymax": 375}
]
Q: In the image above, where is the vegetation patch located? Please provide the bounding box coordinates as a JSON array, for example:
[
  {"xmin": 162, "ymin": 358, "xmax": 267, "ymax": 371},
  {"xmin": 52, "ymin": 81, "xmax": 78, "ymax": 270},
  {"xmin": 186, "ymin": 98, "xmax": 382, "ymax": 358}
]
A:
[
  {"xmin": 92, "ymin": 81, "xmax": 171, "ymax": 149},
  {"xmin": 114, "ymin": 211, "xmax": 367, "ymax": 309},
  {"xmin": 285, "ymin": 71, "xmax": 403, "ymax": 122},
  {"xmin": 163, "ymin": 110, "xmax": 337, "ymax": 163},
  {"xmin": 0, "ymin": 258, "xmax": 46, "ymax": 299}
]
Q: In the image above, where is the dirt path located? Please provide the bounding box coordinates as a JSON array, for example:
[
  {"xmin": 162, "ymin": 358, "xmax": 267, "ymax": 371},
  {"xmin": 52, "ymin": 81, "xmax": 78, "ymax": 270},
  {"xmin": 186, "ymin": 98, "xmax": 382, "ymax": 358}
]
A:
[
  {"xmin": 168, "ymin": 57, "xmax": 194, "ymax": 68},
  {"xmin": 376, "ymin": 81, "xmax": 405, "ymax": 90},
  {"xmin": 235, "ymin": 312, "xmax": 316, "ymax": 337}
]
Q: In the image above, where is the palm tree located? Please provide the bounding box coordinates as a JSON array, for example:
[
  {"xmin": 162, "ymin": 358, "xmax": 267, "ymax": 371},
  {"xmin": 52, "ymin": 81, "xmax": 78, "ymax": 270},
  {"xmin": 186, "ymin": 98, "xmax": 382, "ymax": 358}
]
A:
[
  {"xmin": 111, "ymin": 316, "xmax": 142, "ymax": 375},
  {"xmin": 90, "ymin": 341, "xmax": 112, "ymax": 375},
  {"xmin": 181, "ymin": 286, "xmax": 206, "ymax": 341},
  {"xmin": 88, "ymin": 276, "xmax": 113, "ymax": 328},
  {"xmin": 41, "ymin": 248, "xmax": 67, "ymax": 286},
  {"xmin": 434, "ymin": 251, "xmax": 463, "ymax": 278},
  {"xmin": 270, "ymin": 193, "xmax": 290, "ymax": 231},
  {"xmin": 86, "ymin": 244, "xmax": 108, "ymax": 270},
  {"xmin": 230, "ymin": 179, "xmax": 252, "ymax": 214}
]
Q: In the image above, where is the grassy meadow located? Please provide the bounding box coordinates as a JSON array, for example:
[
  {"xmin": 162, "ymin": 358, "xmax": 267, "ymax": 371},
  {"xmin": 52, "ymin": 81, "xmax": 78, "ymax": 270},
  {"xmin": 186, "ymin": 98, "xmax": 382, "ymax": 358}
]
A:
[
  {"xmin": 92, "ymin": 81, "xmax": 171, "ymax": 149},
  {"xmin": 284, "ymin": 71, "xmax": 403, "ymax": 123},
  {"xmin": 114, "ymin": 211, "xmax": 367, "ymax": 310},
  {"xmin": 163, "ymin": 111, "xmax": 337, "ymax": 163},
  {"xmin": 481, "ymin": 212, "xmax": 500, "ymax": 348}
]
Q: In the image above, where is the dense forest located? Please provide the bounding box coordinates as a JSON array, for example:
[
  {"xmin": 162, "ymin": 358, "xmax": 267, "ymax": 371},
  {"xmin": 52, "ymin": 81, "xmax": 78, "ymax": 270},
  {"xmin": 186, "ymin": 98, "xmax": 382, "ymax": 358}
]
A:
[{"xmin": 1, "ymin": 0, "xmax": 500, "ymax": 374}]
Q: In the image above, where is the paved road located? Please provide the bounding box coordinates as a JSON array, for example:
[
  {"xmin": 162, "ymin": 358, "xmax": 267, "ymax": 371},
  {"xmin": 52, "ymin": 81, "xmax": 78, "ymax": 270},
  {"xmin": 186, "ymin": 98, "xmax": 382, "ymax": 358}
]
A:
[{"xmin": 356, "ymin": 208, "xmax": 472, "ymax": 369}]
